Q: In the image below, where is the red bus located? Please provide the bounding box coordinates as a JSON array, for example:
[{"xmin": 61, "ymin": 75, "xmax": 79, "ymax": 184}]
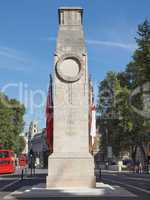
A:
[{"xmin": 0, "ymin": 150, "xmax": 16, "ymax": 174}]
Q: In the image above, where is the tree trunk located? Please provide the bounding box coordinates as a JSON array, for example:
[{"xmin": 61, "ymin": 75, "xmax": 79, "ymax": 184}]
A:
[
  {"xmin": 131, "ymin": 145, "xmax": 137, "ymax": 164},
  {"xmin": 139, "ymin": 144, "xmax": 148, "ymax": 173}
]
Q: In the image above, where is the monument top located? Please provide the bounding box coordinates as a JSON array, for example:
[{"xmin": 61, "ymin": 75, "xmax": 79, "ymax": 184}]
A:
[
  {"xmin": 59, "ymin": 7, "xmax": 83, "ymax": 10},
  {"xmin": 58, "ymin": 7, "xmax": 83, "ymax": 25}
]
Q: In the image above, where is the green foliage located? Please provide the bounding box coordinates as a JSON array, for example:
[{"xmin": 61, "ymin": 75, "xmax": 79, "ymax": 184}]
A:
[
  {"xmin": 13, "ymin": 135, "xmax": 26, "ymax": 155},
  {"xmin": 97, "ymin": 20, "xmax": 150, "ymax": 162},
  {"xmin": 127, "ymin": 20, "xmax": 150, "ymax": 87},
  {"xmin": 0, "ymin": 92, "xmax": 25, "ymax": 154}
]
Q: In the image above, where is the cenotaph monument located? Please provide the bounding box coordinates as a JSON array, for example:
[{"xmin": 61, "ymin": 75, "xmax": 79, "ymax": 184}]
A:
[{"xmin": 47, "ymin": 7, "xmax": 96, "ymax": 188}]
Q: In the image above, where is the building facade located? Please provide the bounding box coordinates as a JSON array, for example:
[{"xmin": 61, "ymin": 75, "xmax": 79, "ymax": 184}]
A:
[{"xmin": 28, "ymin": 121, "xmax": 49, "ymax": 168}]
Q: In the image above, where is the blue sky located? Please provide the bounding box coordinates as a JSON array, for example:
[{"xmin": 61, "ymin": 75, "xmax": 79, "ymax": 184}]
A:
[{"xmin": 0, "ymin": 0, "xmax": 149, "ymax": 130}]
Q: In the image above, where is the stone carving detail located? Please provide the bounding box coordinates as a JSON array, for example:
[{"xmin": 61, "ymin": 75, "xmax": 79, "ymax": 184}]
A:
[{"xmin": 56, "ymin": 54, "xmax": 84, "ymax": 83}]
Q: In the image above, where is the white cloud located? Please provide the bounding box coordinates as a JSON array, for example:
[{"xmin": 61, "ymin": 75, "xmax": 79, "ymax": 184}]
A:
[
  {"xmin": 0, "ymin": 46, "xmax": 31, "ymax": 71},
  {"xmin": 0, "ymin": 47, "xmax": 27, "ymax": 63},
  {"xmin": 41, "ymin": 37, "xmax": 56, "ymax": 42},
  {"xmin": 47, "ymin": 37, "xmax": 56, "ymax": 41},
  {"xmin": 86, "ymin": 39, "xmax": 136, "ymax": 50}
]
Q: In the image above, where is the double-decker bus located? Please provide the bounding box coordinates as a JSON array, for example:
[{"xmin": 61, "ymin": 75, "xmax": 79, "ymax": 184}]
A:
[{"xmin": 0, "ymin": 150, "xmax": 16, "ymax": 174}]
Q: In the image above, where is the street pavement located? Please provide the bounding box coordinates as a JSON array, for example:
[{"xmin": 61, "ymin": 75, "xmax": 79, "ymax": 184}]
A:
[
  {"xmin": 101, "ymin": 170, "xmax": 150, "ymax": 199},
  {"xmin": 0, "ymin": 169, "xmax": 149, "ymax": 199},
  {"xmin": 0, "ymin": 169, "xmax": 46, "ymax": 200}
]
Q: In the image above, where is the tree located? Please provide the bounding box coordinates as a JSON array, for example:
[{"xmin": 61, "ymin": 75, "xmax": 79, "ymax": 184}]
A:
[
  {"xmin": 126, "ymin": 19, "xmax": 150, "ymax": 166},
  {"xmin": 97, "ymin": 71, "xmax": 123, "ymax": 158},
  {"xmin": 127, "ymin": 19, "xmax": 150, "ymax": 87},
  {"xmin": 97, "ymin": 20, "xmax": 150, "ymax": 168},
  {"xmin": 0, "ymin": 92, "xmax": 25, "ymax": 154},
  {"xmin": 13, "ymin": 135, "xmax": 26, "ymax": 155}
]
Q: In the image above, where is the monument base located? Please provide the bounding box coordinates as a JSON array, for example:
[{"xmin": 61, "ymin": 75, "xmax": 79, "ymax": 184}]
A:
[{"xmin": 46, "ymin": 153, "xmax": 96, "ymax": 188}]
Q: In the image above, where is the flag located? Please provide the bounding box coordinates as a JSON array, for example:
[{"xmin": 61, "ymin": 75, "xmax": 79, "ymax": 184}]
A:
[
  {"xmin": 45, "ymin": 74, "xmax": 53, "ymax": 152},
  {"xmin": 90, "ymin": 103, "xmax": 96, "ymax": 145},
  {"xmin": 89, "ymin": 78, "xmax": 96, "ymax": 153}
]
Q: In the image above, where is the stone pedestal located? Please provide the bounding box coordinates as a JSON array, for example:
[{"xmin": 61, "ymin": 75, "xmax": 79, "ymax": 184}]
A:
[
  {"xmin": 46, "ymin": 7, "xmax": 96, "ymax": 188},
  {"xmin": 47, "ymin": 153, "xmax": 95, "ymax": 188}
]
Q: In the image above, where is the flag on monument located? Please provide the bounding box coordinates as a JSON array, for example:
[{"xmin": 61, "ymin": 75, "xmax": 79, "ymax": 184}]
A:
[
  {"xmin": 90, "ymin": 103, "xmax": 96, "ymax": 145},
  {"xmin": 46, "ymin": 74, "xmax": 53, "ymax": 152}
]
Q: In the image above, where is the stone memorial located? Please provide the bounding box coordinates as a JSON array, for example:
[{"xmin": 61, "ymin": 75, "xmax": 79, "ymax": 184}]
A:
[{"xmin": 46, "ymin": 7, "xmax": 96, "ymax": 188}]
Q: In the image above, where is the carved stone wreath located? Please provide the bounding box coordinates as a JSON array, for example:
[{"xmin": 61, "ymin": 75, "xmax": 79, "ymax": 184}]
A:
[{"xmin": 56, "ymin": 54, "xmax": 84, "ymax": 83}]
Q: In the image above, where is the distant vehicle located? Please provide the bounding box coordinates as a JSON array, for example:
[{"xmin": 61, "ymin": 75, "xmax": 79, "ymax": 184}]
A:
[
  {"xmin": 0, "ymin": 150, "xmax": 16, "ymax": 174},
  {"xmin": 18, "ymin": 153, "xmax": 28, "ymax": 168}
]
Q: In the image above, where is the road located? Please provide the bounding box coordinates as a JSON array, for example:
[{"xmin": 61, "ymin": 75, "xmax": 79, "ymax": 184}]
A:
[
  {"xmin": 101, "ymin": 171, "xmax": 150, "ymax": 199},
  {"xmin": 0, "ymin": 169, "xmax": 149, "ymax": 199},
  {"xmin": 0, "ymin": 170, "xmax": 46, "ymax": 200}
]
